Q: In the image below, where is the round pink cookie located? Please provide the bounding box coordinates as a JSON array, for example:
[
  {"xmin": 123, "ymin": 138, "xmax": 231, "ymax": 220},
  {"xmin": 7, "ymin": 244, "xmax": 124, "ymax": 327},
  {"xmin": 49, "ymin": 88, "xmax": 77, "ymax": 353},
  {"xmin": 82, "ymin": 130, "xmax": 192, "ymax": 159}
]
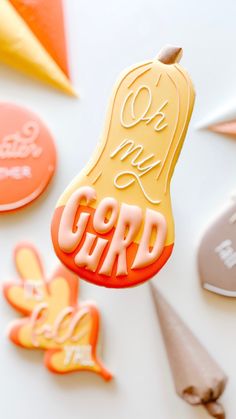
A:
[{"xmin": 0, "ymin": 103, "xmax": 56, "ymax": 211}]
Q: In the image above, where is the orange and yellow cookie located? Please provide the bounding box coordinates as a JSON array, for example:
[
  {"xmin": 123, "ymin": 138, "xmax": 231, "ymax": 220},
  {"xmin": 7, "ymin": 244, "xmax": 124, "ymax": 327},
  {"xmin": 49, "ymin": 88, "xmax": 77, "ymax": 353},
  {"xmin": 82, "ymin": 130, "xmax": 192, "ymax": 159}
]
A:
[
  {"xmin": 3, "ymin": 243, "xmax": 112, "ymax": 379},
  {"xmin": 52, "ymin": 45, "xmax": 195, "ymax": 288}
]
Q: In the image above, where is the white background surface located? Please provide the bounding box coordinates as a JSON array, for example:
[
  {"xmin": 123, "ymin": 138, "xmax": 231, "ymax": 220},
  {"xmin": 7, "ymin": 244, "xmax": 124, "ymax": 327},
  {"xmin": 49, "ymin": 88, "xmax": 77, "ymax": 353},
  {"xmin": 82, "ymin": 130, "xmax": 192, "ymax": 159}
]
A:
[{"xmin": 0, "ymin": 0, "xmax": 236, "ymax": 418}]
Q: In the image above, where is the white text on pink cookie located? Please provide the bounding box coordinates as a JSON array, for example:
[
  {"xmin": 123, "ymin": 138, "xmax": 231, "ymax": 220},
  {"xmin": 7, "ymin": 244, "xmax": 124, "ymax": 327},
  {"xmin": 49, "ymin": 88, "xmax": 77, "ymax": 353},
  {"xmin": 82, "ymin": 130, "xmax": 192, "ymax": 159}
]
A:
[{"xmin": 0, "ymin": 121, "xmax": 42, "ymax": 159}]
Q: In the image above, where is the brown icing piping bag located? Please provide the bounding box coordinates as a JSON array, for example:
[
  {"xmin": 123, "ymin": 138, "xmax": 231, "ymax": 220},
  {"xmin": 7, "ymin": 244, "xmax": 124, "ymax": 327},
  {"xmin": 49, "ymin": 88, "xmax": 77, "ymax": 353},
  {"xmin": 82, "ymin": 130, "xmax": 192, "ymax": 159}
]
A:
[{"xmin": 150, "ymin": 283, "xmax": 227, "ymax": 418}]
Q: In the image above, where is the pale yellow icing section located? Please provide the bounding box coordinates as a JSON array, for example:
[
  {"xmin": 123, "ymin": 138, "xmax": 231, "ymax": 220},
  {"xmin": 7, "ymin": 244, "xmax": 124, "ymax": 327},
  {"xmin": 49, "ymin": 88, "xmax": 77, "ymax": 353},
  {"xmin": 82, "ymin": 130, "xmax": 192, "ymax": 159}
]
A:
[
  {"xmin": 16, "ymin": 277, "xmax": 74, "ymax": 348},
  {"xmin": 18, "ymin": 303, "xmax": 92, "ymax": 352},
  {"xmin": 7, "ymin": 246, "xmax": 46, "ymax": 312},
  {"xmin": 15, "ymin": 247, "xmax": 43, "ymax": 280},
  {"xmin": 48, "ymin": 344, "xmax": 101, "ymax": 374},
  {"xmin": 7, "ymin": 280, "xmax": 45, "ymax": 313},
  {"xmin": 8, "ymin": 278, "xmax": 70, "ymax": 322},
  {"xmin": 0, "ymin": 0, "xmax": 75, "ymax": 95},
  {"xmin": 57, "ymin": 57, "xmax": 195, "ymax": 245},
  {"xmin": 45, "ymin": 314, "xmax": 95, "ymax": 373}
]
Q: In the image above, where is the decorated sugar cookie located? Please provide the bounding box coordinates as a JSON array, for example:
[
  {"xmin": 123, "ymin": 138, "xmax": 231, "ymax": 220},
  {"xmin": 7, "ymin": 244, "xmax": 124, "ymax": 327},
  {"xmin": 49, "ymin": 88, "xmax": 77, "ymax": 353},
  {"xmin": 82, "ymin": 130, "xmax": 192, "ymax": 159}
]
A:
[
  {"xmin": 198, "ymin": 196, "xmax": 236, "ymax": 297},
  {"xmin": 0, "ymin": 103, "xmax": 56, "ymax": 212},
  {"xmin": 52, "ymin": 45, "xmax": 195, "ymax": 288},
  {"xmin": 3, "ymin": 243, "xmax": 112, "ymax": 379}
]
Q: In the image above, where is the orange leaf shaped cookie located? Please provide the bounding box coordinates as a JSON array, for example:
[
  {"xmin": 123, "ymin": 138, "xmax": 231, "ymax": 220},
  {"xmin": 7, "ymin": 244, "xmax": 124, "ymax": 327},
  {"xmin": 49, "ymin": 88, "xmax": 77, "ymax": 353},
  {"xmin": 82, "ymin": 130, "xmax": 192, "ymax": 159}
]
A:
[
  {"xmin": 3, "ymin": 243, "xmax": 112, "ymax": 379},
  {"xmin": 51, "ymin": 45, "xmax": 195, "ymax": 288}
]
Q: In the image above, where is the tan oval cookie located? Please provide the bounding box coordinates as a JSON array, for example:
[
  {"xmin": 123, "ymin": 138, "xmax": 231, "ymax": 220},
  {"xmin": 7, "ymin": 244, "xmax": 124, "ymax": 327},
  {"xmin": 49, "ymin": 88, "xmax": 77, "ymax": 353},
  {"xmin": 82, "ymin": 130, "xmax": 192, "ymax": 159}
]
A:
[{"xmin": 198, "ymin": 198, "xmax": 236, "ymax": 297}]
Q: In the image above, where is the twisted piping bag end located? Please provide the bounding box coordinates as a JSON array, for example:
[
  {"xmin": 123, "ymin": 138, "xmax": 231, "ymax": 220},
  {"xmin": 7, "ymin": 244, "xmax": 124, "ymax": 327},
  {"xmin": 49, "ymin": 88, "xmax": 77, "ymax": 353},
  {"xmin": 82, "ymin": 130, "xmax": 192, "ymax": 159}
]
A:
[{"xmin": 204, "ymin": 401, "xmax": 225, "ymax": 419}]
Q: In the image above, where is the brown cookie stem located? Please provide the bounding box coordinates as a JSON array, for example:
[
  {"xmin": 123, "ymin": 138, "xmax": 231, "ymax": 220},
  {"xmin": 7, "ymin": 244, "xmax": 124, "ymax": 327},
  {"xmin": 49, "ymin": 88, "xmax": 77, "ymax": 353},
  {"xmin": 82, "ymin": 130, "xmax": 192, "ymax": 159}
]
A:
[{"xmin": 157, "ymin": 45, "xmax": 183, "ymax": 64}]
